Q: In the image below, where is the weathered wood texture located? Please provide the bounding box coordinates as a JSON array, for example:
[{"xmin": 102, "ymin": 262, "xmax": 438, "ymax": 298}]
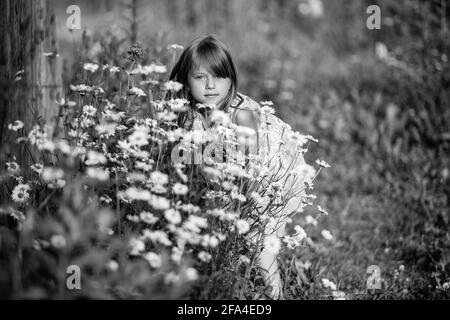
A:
[{"xmin": 0, "ymin": 0, "xmax": 62, "ymax": 166}]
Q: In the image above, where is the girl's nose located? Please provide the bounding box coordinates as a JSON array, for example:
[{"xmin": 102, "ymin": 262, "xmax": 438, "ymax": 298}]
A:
[{"xmin": 206, "ymin": 76, "xmax": 216, "ymax": 89}]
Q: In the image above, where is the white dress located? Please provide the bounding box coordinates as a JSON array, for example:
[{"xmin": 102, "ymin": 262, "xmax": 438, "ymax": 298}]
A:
[{"xmin": 187, "ymin": 93, "xmax": 308, "ymax": 236}]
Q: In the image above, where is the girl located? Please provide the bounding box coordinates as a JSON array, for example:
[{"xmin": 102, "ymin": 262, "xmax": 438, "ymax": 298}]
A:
[{"xmin": 168, "ymin": 34, "xmax": 306, "ymax": 299}]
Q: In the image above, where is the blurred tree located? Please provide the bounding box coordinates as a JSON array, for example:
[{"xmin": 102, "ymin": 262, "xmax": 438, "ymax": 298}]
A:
[{"xmin": 0, "ymin": 0, "xmax": 62, "ymax": 169}]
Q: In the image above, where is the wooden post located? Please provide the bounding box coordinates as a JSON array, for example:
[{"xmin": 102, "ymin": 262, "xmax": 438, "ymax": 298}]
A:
[{"xmin": 0, "ymin": 0, "xmax": 62, "ymax": 167}]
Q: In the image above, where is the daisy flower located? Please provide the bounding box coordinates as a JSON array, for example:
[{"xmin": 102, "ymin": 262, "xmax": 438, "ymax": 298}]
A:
[
  {"xmin": 127, "ymin": 86, "xmax": 146, "ymax": 97},
  {"xmin": 264, "ymin": 235, "xmax": 281, "ymax": 254},
  {"xmin": 198, "ymin": 251, "xmax": 212, "ymax": 263},
  {"xmin": 316, "ymin": 159, "xmax": 331, "ymax": 168},
  {"xmin": 143, "ymin": 252, "xmax": 162, "ymax": 268},
  {"xmin": 140, "ymin": 211, "xmax": 159, "ymax": 225},
  {"xmin": 184, "ymin": 267, "xmax": 198, "ymax": 281},
  {"xmin": 163, "ymin": 80, "xmax": 183, "ymax": 92},
  {"xmin": 164, "ymin": 208, "xmax": 182, "ymax": 225},
  {"xmin": 167, "ymin": 44, "xmax": 184, "ymax": 51},
  {"xmin": 6, "ymin": 161, "xmax": 20, "ymax": 174},
  {"xmin": 305, "ymin": 215, "xmax": 318, "ymax": 226},
  {"xmin": 235, "ymin": 219, "xmax": 250, "ymax": 234},
  {"xmin": 82, "ymin": 105, "xmax": 97, "ymax": 117},
  {"xmin": 83, "ymin": 63, "xmax": 99, "ymax": 73},
  {"xmin": 317, "ymin": 205, "xmax": 329, "ymax": 216},
  {"xmin": 8, "ymin": 120, "xmax": 24, "ymax": 131},
  {"xmin": 321, "ymin": 229, "xmax": 333, "ymax": 241},
  {"xmin": 11, "ymin": 183, "xmax": 31, "ymax": 203},
  {"xmin": 86, "ymin": 167, "xmax": 109, "ymax": 181},
  {"xmin": 150, "ymin": 171, "xmax": 169, "ymax": 185},
  {"xmin": 172, "ymin": 183, "xmax": 189, "ymax": 195}
]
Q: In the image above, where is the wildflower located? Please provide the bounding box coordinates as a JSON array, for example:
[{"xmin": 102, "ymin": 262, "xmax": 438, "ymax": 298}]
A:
[
  {"xmin": 41, "ymin": 167, "xmax": 64, "ymax": 182},
  {"xmin": 118, "ymin": 140, "xmax": 132, "ymax": 152},
  {"xmin": 82, "ymin": 105, "xmax": 97, "ymax": 117},
  {"xmin": 11, "ymin": 183, "xmax": 31, "ymax": 203},
  {"xmin": 261, "ymin": 105, "xmax": 275, "ymax": 115},
  {"xmin": 198, "ymin": 251, "xmax": 212, "ymax": 263},
  {"xmin": 48, "ymin": 179, "xmax": 66, "ymax": 189},
  {"xmin": 164, "ymin": 80, "xmax": 183, "ymax": 92},
  {"xmin": 239, "ymin": 255, "xmax": 251, "ymax": 264},
  {"xmin": 305, "ymin": 135, "xmax": 319, "ymax": 143},
  {"xmin": 294, "ymin": 225, "xmax": 307, "ymax": 241},
  {"xmin": 4, "ymin": 207, "xmax": 25, "ymax": 221},
  {"xmin": 70, "ymin": 84, "xmax": 93, "ymax": 94},
  {"xmin": 164, "ymin": 208, "xmax": 182, "ymax": 225},
  {"xmin": 230, "ymin": 191, "xmax": 247, "ymax": 202},
  {"xmin": 322, "ymin": 278, "xmax": 337, "ymax": 290},
  {"xmin": 317, "ymin": 205, "xmax": 329, "ymax": 216},
  {"xmin": 443, "ymin": 282, "xmax": 450, "ymax": 290},
  {"xmin": 86, "ymin": 167, "xmax": 109, "ymax": 181},
  {"xmin": 297, "ymin": 164, "xmax": 316, "ymax": 181},
  {"xmin": 121, "ymin": 187, "xmax": 152, "ymax": 202},
  {"xmin": 260, "ymin": 101, "xmax": 274, "ymax": 106},
  {"xmin": 153, "ymin": 64, "xmax": 167, "ymax": 73},
  {"xmin": 332, "ymin": 290, "xmax": 346, "ymax": 300},
  {"xmin": 375, "ymin": 42, "xmax": 389, "ymax": 60},
  {"xmin": 142, "ymin": 229, "xmax": 172, "ymax": 246},
  {"xmin": 167, "ymin": 44, "xmax": 184, "ymax": 51},
  {"xmin": 283, "ymin": 235, "xmax": 301, "ymax": 249},
  {"xmin": 95, "ymin": 123, "xmax": 116, "ymax": 138},
  {"xmin": 28, "ymin": 125, "xmax": 48, "ymax": 146},
  {"xmin": 202, "ymin": 235, "xmax": 219, "ymax": 248},
  {"xmin": 316, "ymin": 159, "xmax": 331, "ymax": 168},
  {"xmin": 399, "ymin": 265, "xmax": 405, "ymax": 272},
  {"xmin": 129, "ymin": 237, "xmax": 145, "ymax": 256},
  {"xmin": 321, "ymin": 229, "xmax": 333, "ymax": 241},
  {"xmin": 140, "ymin": 211, "xmax": 158, "ymax": 225},
  {"xmin": 6, "ymin": 161, "xmax": 20, "ymax": 174},
  {"xmin": 50, "ymin": 234, "xmax": 66, "ymax": 248},
  {"xmin": 157, "ymin": 110, "xmax": 177, "ymax": 122},
  {"xmin": 150, "ymin": 171, "xmax": 169, "ymax": 185},
  {"xmin": 149, "ymin": 195, "xmax": 170, "ymax": 210},
  {"xmin": 143, "ymin": 252, "xmax": 162, "ymax": 268},
  {"xmin": 296, "ymin": 260, "xmax": 312, "ymax": 270},
  {"xmin": 264, "ymin": 235, "xmax": 281, "ymax": 254},
  {"xmin": 305, "ymin": 215, "xmax": 318, "ymax": 226},
  {"xmin": 106, "ymin": 260, "xmax": 119, "ymax": 272},
  {"xmin": 8, "ymin": 120, "xmax": 24, "ymax": 131},
  {"xmin": 128, "ymin": 126, "xmax": 149, "ymax": 146},
  {"xmin": 109, "ymin": 66, "xmax": 120, "ymax": 73},
  {"xmin": 184, "ymin": 215, "xmax": 208, "ymax": 234},
  {"xmin": 167, "ymin": 98, "xmax": 188, "ymax": 112},
  {"xmin": 185, "ymin": 267, "xmax": 198, "ymax": 281},
  {"xmin": 165, "ymin": 272, "xmax": 180, "ymax": 285},
  {"xmin": 100, "ymin": 195, "xmax": 112, "ymax": 204},
  {"xmin": 127, "ymin": 86, "xmax": 146, "ymax": 97},
  {"xmin": 172, "ymin": 183, "xmax": 189, "ymax": 195},
  {"xmin": 83, "ymin": 62, "xmax": 99, "ymax": 73},
  {"xmin": 235, "ymin": 219, "xmax": 250, "ymax": 234},
  {"xmin": 85, "ymin": 150, "xmax": 107, "ymax": 166}
]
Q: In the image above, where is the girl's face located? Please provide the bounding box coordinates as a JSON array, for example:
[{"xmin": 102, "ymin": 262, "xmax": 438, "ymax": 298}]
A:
[{"xmin": 188, "ymin": 64, "xmax": 231, "ymax": 107}]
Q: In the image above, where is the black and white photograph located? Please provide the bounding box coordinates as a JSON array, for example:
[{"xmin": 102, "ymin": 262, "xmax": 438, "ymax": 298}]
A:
[{"xmin": 0, "ymin": 0, "xmax": 449, "ymax": 306}]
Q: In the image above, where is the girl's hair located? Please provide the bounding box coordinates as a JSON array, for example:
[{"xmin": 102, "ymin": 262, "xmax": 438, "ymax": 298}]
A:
[{"xmin": 168, "ymin": 34, "xmax": 238, "ymax": 111}]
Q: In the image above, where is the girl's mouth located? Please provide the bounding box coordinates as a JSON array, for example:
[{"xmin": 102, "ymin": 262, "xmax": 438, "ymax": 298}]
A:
[{"xmin": 204, "ymin": 94, "xmax": 219, "ymax": 97}]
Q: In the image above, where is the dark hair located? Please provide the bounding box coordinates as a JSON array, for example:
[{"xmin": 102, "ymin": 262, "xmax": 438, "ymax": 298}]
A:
[{"xmin": 168, "ymin": 35, "xmax": 238, "ymax": 112}]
